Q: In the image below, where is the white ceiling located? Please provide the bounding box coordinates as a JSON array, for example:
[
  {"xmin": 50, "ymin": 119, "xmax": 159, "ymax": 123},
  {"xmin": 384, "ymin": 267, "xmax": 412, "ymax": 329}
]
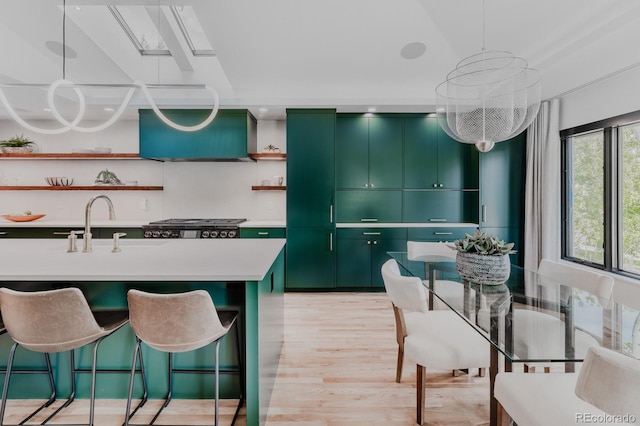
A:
[{"xmin": 1, "ymin": 0, "xmax": 640, "ymax": 121}]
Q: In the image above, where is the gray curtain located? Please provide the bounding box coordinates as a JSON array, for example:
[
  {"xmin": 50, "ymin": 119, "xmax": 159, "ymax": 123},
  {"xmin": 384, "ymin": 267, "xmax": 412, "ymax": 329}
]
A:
[{"xmin": 524, "ymin": 99, "xmax": 561, "ymax": 272}]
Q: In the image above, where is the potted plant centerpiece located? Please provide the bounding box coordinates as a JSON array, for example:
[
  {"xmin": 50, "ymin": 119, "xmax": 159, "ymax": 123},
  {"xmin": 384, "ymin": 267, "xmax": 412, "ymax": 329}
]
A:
[
  {"xmin": 451, "ymin": 230, "xmax": 516, "ymax": 285},
  {"xmin": 0, "ymin": 135, "xmax": 36, "ymax": 154}
]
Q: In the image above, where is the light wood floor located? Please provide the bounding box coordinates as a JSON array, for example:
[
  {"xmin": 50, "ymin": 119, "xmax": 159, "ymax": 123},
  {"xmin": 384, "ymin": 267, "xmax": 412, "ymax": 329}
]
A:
[{"xmin": 4, "ymin": 293, "xmax": 490, "ymax": 425}]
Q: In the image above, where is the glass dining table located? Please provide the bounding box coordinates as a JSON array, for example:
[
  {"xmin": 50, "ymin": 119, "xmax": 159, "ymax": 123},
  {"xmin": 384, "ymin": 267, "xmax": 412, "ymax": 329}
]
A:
[{"xmin": 388, "ymin": 251, "xmax": 640, "ymax": 426}]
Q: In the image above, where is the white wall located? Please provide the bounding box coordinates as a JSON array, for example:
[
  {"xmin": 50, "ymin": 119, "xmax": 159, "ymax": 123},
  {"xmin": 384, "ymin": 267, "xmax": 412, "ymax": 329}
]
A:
[
  {"xmin": 0, "ymin": 118, "xmax": 286, "ymax": 222},
  {"xmin": 559, "ymin": 65, "xmax": 640, "ymax": 130}
]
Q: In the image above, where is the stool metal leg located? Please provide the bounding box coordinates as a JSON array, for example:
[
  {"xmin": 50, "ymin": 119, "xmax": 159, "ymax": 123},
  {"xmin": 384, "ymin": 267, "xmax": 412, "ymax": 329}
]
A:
[
  {"xmin": 17, "ymin": 353, "xmax": 57, "ymax": 425},
  {"xmin": 231, "ymin": 320, "xmax": 244, "ymax": 425},
  {"xmin": 215, "ymin": 339, "xmax": 220, "ymax": 426},
  {"xmin": 0, "ymin": 342, "xmax": 19, "ymax": 425},
  {"xmin": 89, "ymin": 337, "xmax": 106, "ymax": 426},
  {"xmin": 124, "ymin": 338, "xmax": 149, "ymax": 426},
  {"xmin": 41, "ymin": 350, "xmax": 78, "ymax": 424}
]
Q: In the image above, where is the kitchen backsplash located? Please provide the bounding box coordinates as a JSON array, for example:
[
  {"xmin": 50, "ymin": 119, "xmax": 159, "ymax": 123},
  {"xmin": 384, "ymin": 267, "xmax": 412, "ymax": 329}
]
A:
[{"xmin": 0, "ymin": 119, "xmax": 286, "ymax": 222}]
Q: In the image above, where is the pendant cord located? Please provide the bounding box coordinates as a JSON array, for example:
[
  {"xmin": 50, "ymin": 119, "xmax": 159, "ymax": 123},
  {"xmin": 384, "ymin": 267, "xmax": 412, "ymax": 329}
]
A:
[
  {"xmin": 482, "ymin": 0, "xmax": 485, "ymax": 51},
  {"xmin": 62, "ymin": 0, "xmax": 66, "ymax": 80}
]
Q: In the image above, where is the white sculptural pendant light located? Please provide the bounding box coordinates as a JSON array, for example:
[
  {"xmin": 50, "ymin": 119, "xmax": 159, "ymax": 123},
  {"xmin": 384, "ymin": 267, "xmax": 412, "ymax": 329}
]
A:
[
  {"xmin": 0, "ymin": 0, "xmax": 219, "ymax": 134},
  {"xmin": 435, "ymin": 0, "xmax": 542, "ymax": 152}
]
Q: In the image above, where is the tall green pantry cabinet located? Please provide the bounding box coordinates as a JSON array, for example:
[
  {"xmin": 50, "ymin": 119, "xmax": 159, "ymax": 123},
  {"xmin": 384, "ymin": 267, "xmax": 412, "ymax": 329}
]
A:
[{"xmin": 286, "ymin": 109, "xmax": 336, "ymax": 289}]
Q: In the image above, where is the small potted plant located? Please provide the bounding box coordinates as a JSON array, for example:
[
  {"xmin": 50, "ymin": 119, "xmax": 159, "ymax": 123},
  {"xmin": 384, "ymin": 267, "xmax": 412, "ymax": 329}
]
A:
[
  {"xmin": 263, "ymin": 144, "xmax": 281, "ymax": 153},
  {"xmin": 95, "ymin": 169, "xmax": 122, "ymax": 185},
  {"xmin": 0, "ymin": 135, "xmax": 36, "ymax": 154},
  {"xmin": 450, "ymin": 230, "xmax": 516, "ymax": 285}
]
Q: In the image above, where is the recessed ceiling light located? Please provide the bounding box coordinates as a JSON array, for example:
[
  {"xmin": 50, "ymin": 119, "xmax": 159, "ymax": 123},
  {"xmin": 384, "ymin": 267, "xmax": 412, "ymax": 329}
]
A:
[
  {"xmin": 259, "ymin": 108, "xmax": 268, "ymax": 113},
  {"xmin": 43, "ymin": 108, "xmax": 52, "ymax": 112},
  {"xmin": 367, "ymin": 107, "xmax": 376, "ymax": 113},
  {"xmin": 400, "ymin": 42, "xmax": 427, "ymax": 60},
  {"xmin": 104, "ymin": 107, "xmax": 115, "ymax": 112},
  {"xmin": 75, "ymin": 6, "xmax": 81, "ymax": 11}
]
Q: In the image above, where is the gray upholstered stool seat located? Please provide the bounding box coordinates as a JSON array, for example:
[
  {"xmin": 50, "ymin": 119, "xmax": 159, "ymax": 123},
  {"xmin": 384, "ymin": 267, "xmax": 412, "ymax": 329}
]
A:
[
  {"xmin": 0, "ymin": 287, "xmax": 146, "ymax": 426},
  {"xmin": 124, "ymin": 289, "xmax": 243, "ymax": 426}
]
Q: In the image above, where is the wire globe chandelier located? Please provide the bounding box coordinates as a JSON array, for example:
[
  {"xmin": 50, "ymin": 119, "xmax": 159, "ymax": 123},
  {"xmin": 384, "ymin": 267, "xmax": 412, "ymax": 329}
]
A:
[{"xmin": 435, "ymin": 2, "xmax": 542, "ymax": 152}]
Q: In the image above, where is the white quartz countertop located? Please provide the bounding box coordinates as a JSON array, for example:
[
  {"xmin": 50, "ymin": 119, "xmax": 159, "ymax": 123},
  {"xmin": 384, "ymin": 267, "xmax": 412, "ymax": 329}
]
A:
[
  {"xmin": 0, "ymin": 219, "xmax": 287, "ymax": 228},
  {"xmin": 336, "ymin": 222, "xmax": 478, "ymax": 228},
  {"xmin": 0, "ymin": 219, "xmax": 149, "ymax": 228},
  {"xmin": 239, "ymin": 220, "xmax": 286, "ymax": 228},
  {"xmin": 0, "ymin": 238, "xmax": 285, "ymax": 282}
]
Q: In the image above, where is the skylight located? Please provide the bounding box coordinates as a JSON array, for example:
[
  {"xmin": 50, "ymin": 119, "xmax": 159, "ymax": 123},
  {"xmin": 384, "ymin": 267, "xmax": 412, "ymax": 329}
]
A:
[
  {"xmin": 108, "ymin": 5, "xmax": 170, "ymax": 56},
  {"xmin": 170, "ymin": 6, "xmax": 216, "ymax": 56}
]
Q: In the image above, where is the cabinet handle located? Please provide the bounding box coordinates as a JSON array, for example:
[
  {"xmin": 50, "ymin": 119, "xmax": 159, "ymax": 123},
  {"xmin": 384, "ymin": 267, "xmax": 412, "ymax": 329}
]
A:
[
  {"xmin": 429, "ymin": 218, "xmax": 447, "ymax": 222},
  {"xmin": 369, "ymin": 183, "xmax": 374, "ymax": 188},
  {"xmin": 482, "ymin": 205, "xmax": 487, "ymax": 223},
  {"xmin": 362, "ymin": 232, "xmax": 381, "ymax": 236},
  {"xmin": 433, "ymin": 183, "xmax": 438, "ymax": 188},
  {"xmin": 434, "ymin": 232, "xmax": 453, "ymax": 235},
  {"xmin": 373, "ymin": 240, "xmax": 378, "ymax": 245},
  {"xmin": 329, "ymin": 205, "xmax": 333, "ymax": 224},
  {"xmin": 361, "ymin": 218, "xmax": 378, "ymax": 222},
  {"xmin": 53, "ymin": 231, "xmax": 84, "ymax": 236},
  {"xmin": 367, "ymin": 240, "xmax": 371, "ymax": 245},
  {"xmin": 363, "ymin": 183, "xmax": 369, "ymax": 188},
  {"xmin": 439, "ymin": 183, "xmax": 444, "ymax": 188},
  {"xmin": 258, "ymin": 232, "xmax": 269, "ymax": 236},
  {"xmin": 329, "ymin": 233, "xmax": 333, "ymax": 251}
]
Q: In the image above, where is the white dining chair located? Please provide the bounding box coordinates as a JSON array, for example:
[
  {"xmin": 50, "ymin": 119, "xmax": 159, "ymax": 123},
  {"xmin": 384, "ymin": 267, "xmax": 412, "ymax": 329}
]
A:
[
  {"xmin": 381, "ymin": 259, "xmax": 489, "ymax": 425},
  {"xmin": 512, "ymin": 259, "xmax": 614, "ymax": 372},
  {"xmin": 495, "ymin": 346, "xmax": 640, "ymax": 426}
]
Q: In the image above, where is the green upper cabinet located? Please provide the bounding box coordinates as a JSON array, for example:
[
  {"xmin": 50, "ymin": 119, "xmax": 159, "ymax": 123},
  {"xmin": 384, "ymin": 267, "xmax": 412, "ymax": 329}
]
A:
[
  {"xmin": 479, "ymin": 132, "xmax": 526, "ymax": 228},
  {"xmin": 139, "ymin": 109, "xmax": 257, "ymax": 160},
  {"xmin": 286, "ymin": 109, "xmax": 336, "ymax": 228},
  {"xmin": 404, "ymin": 116, "xmax": 478, "ymax": 190},
  {"xmin": 336, "ymin": 114, "xmax": 403, "ymax": 189}
]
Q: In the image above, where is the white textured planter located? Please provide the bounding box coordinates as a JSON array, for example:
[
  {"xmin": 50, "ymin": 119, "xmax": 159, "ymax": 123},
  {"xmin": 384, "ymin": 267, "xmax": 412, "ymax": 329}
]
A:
[
  {"xmin": 0, "ymin": 146, "xmax": 34, "ymax": 154},
  {"xmin": 456, "ymin": 251, "xmax": 511, "ymax": 285}
]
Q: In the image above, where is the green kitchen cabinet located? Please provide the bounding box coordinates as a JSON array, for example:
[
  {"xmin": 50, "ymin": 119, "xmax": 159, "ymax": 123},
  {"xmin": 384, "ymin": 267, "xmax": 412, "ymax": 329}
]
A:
[
  {"xmin": 286, "ymin": 109, "xmax": 336, "ymax": 228},
  {"xmin": 286, "ymin": 228, "xmax": 335, "ymax": 289},
  {"xmin": 240, "ymin": 228, "xmax": 286, "ymax": 239},
  {"xmin": 336, "ymin": 228, "xmax": 406, "ymax": 288},
  {"xmin": 286, "ymin": 109, "xmax": 337, "ymax": 289},
  {"xmin": 404, "ymin": 116, "xmax": 478, "ymax": 190},
  {"xmin": 0, "ymin": 227, "xmax": 143, "ymax": 239},
  {"xmin": 336, "ymin": 114, "xmax": 403, "ymax": 190},
  {"xmin": 403, "ymin": 190, "xmax": 473, "ymax": 223},
  {"xmin": 335, "ymin": 190, "xmax": 402, "ymax": 223},
  {"xmin": 479, "ymin": 132, "xmax": 526, "ymax": 265}
]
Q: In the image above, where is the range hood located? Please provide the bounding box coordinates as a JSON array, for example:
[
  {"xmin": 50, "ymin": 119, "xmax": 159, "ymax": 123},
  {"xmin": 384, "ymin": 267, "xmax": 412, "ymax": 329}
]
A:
[{"xmin": 139, "ymin": 109, "xmax": 257, "ymax": 161}]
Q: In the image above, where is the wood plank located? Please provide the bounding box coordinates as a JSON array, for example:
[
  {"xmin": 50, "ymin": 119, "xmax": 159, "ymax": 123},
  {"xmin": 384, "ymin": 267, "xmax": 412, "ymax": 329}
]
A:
[
  {"xmin": 0, "ymin": 186, "xmax": 162, "ymax": 191},
  {"xmin": 3, "ymin": 293, "xmax": 492, "ymax": 425}
]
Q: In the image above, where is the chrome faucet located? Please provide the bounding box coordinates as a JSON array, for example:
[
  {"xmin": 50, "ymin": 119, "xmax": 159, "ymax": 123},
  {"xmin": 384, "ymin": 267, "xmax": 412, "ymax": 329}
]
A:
[{"xmin": 83, "ymin": 195, "xmax": 116, "ymax": 253}]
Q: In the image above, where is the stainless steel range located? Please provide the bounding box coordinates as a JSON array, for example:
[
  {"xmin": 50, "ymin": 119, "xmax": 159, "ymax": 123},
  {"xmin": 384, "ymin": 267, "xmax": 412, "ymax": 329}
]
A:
[{"xmin": 142, "ymin": 218, "xmax": 247, "ymax": 239}]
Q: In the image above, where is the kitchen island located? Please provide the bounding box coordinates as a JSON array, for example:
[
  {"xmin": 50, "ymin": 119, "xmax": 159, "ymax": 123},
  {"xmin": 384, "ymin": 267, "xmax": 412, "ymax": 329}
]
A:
[{"xmin": 0, "ymin": 238, "xmax": 286, "ymax": 425}]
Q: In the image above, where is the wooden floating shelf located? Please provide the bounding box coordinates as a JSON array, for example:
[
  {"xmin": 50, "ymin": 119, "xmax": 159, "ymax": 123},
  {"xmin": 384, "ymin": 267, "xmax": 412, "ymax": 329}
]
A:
[
  {"xmin": 251, "ymin": 185, "xmax": 286, "ymax": 191},
  {"xmin": 0, "ymin": 153, "xmax": 141, "ymax": 159},
  {"xmin": 249, "ymin": 153, "xmax": 286, "ymax": 161},
  {"xmin": 0, "ymin": 185, "xmax": 163, "ymax": 191}
]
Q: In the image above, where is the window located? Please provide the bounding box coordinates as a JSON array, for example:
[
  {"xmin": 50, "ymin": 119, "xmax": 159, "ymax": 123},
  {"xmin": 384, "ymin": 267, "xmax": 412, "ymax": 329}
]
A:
[{"xmin": 562, "ymin": 111, "xmax": 640, "ymax": 278}]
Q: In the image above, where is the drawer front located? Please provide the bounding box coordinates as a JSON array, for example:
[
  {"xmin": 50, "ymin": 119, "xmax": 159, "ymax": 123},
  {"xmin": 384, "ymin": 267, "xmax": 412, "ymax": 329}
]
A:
[
  {"xmin": 407, "ymin": 227, "xmax": 477, "ymax": 242},
  {"xmin": 240, "ymin": 228, "xmax": 286, "ymax": 238},
  {"xmin": 337, "ymin": 228, "xmax": 407, "ymax": 240}
]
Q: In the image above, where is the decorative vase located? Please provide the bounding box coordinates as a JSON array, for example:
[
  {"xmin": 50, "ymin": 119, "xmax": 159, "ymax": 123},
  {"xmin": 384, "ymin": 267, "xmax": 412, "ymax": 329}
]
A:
[{"xmin": 456, "ymin": 251, "xmax": 511, "ymax": 285}]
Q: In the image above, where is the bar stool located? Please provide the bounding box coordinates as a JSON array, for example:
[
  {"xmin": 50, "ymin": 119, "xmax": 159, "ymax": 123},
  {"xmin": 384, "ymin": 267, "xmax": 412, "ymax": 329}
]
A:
[
  {"xmin": 124, "ymin": 289, "xmax": 243, "ymax": 426},
  {"xmin": 0, "ymin": 287, "xmax": 147, "ymax": 426}
]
